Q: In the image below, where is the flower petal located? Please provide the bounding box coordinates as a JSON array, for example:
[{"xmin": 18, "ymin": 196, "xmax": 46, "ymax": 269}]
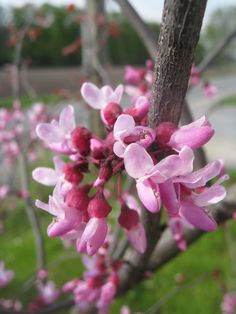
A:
[
  {"xmin": 127, "ymin": 223, "xmax": 147, "ymax": 254},
  {"xmin": 194, "ymin": 186, "xmax": 226, "ymax": 207},
  {"xmin": 180, "ymin": 199, "xmax": 217, "ymax": 231},
  {"xmin": 81, "ymin": 83, "xmax": 104, "ymax": 109},
  {"xmin": 124, "ymin": 143, "xmax": 154, "ymax": 179},
  {"xmin": 59, "ymin": 105, "xmax": 75, "ymax": 133},
  {"xmin": 36, "ymin": 123, "xmax": 65, "ymax": 144},
  {"xmin": 113, "ymin": 114, "xmax": 135, "ymax": 140},
  {"xmin": 136, "ymin": 180, "xmax": 161, "ymax": 213},
  {"xmin": 32, "ymin": 167, "xmax": 58, "ymax": 186}
]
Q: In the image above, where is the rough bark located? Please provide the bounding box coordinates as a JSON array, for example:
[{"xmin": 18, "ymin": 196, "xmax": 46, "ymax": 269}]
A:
[
  {"xmin": 118, "ymin": 0, "xmax": 208, "ymax": 293},
  {"xmin": 148, "ymin": 0, "xmax": 207, "ymax": 128}
]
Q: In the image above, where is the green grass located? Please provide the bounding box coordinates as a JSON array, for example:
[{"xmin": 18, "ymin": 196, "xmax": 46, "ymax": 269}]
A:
[{"xmin": 0, "ymin": 95, "xmax": 63, "ymax": 108}]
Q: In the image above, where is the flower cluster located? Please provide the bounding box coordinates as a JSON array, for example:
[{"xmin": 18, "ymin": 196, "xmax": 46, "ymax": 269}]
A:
[
  {"xmin": 63, "ymin": 242, "xmax": 121, "ymax": 314},
  {"xmin": 33, "ymin": 77, "xmax": 227, "ymax": 255}
]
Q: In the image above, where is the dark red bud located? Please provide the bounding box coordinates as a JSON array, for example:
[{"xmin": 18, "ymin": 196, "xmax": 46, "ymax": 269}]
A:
[
  {"xmin": 71, "ymin": 127, "xmax": 92, "ymax": 155},
  {"xmin": 118, "ymin": 205, "xmax": 139, "ymax": 230},
  {"xmin": 65, "ymin": 187, "xmax": 89, "ymax": 211},
  {"xmin": 63, "ymin": 163, "xmax": 84, "ymax": 184},
  {"xmin": 87, "ymin": 192, "xmax": 112, "ymax": 218},
  {"xmin": 155, "ymin": 122, "xmax": 177, "ymax": 147},
  {"xmin": 108, "ymin": 272, "xmax": 119, "ymax": 287},
  {"xmin": 103, "ymin": 102, "xmax": 122, "ymax": 126},
  {"xmin": 87, "ymin": 276, "xmax": 103, "ymax": 289}
]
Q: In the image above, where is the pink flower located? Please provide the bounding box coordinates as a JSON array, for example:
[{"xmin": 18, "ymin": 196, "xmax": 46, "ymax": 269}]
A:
[
  {"xmin": 124, "ymin": 66, "xmax": 145, "ymax": 84},
  {"xmin": 0, "ymin": 185, "xmax": 9, "ymax": 199},
  {"xmin": 35, "ymin": 183, "xmax": 83, "ymax": 238},
  {"xmin": 221, "ymin": 292, "xmax": 236, "ymax": 314},
  {"xmin": 32, "ymin": 156, "xmax": 65, "ymax": 186},
  {"xmin": 77, "ymin": 217, "xmax": 108, "ymax": 256},
  {"xmin": 203, "ymin": 81, "xmax": 217, "ymax": 98},
  {"xmin": 38, "ymin": 281, "xmax": 60, "ymax": 304},
  {"xmin": 113, "ymin": 114, "xmax": 155, "ymax": 157},
  {"xmin": 0, "ymin": 262, "xmax": 14, "ymax": 288},
  {"xmin": 124, "ymin": 143, "xmax": 194, "ymax": 213},
  {"xmin": 119, "ymin": 194, "xmax": 147, "ymax": 254},
  {"xmin": 36, "ymin": 105, "xmax": 76, "ymax": 154},
  {"xmin": 156, "ymin": 116, "xmax": 214, "ymax": 151},
  {"xmin": 81, "ymin": 82, "xmax": 124, "ymax": 126}
]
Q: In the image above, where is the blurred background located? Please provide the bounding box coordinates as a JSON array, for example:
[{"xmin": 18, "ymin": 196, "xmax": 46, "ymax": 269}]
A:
[{"xmin": 0, "ymin": 0, "xmax": 236, "ymax": 313}]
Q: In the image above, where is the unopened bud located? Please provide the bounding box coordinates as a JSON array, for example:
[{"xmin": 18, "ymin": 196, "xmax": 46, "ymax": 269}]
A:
[
  {"xmin": 118, "ymin": 204, "xmax": 139, "ymax": 230},
  {"xmin": 88, "ymin": 192, "xmax": 112, "ymax": 218},
  {"xmin": 103, "ymin": 102, "xmax": 122, "ymax": 126},
  {"xmin": 71, "ymin": 127, "xmax": 91, "ymax": 156},
  {"xmin": 155, "ymin": 122, "xmax": 177, "ymax": 147}
]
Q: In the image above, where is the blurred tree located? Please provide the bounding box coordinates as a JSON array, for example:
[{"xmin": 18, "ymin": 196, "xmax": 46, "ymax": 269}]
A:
[{"xmin": 203, "ymin": 6, "xmax": 236, "ymax": 65}]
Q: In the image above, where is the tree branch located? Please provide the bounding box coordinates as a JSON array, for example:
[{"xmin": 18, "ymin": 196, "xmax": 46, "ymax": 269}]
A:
[
  {"xmin": 149, "ymin": 0, "xmax": 207, "ymax": 128},
  {"xmin": 19, "ymin": 152, "xmax": 46, "ymax": 271},
  {"xmin": 114, "ymin": 0, "xmax": 157, "ymax": 59},
  {"xmin": 197, "ymin": 28, "xmax": 236, "ymax": 74},
  {"xmin": 117, "ymin": 0, "xmax": 208, "ymax": 293}
]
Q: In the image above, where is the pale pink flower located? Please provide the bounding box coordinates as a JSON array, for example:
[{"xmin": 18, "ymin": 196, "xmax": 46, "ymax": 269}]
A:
[
  {"xmin": 203, "ymin": 81, "xmax": 218, "ymax": 98},
  {"xmin": 124, "ymin": 66, "xmax": 145, "ymax": 84},
  {"xmin": 36, "ymin": 105, "xmax": 76, "ymax": 154},
  {"xmin": 32, "ymin": 156, "xmax": 65, "ymax": 186},
  {"xmin": 35, "ymin": 182, "xmax": 83, "ymax": 238},
  {"xmin": 113, "ymin": 114, "xmax": 155, "ymax": 157},
  {"xmin": 81, "ymin": 82, "xmax": 124, "ymax": 125},
  {"xmin": 221, "ymin": 292, "xmax": 236, "ymax": 314},
  {"xmin": 0, "ymin": 262, "xmax": 14, "ymax": 288},
  {"xmin": 38, "ymin": 281, "xmax": 60, "ymax": 304},
  {"xmin": 124, "ymin": 143, "xmax": 194, "ymax": 213},
  {"xmin": 0, "ymin": 185, "xmax": 9, "ymax": 199}
]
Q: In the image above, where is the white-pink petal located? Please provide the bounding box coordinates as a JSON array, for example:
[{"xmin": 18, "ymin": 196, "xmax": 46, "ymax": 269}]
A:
[
  {"xmin": 124, "ymin": 143, "xmax": 154, "ymax": 179},
  {"xmin": 59, "ymin": 105, "xmax": 75, "ymax": 133},
  {"xmin": 32, "ymin": 167, "xmax": 58, "ymax": 186},
  {"xmin": 81, "ymin": 83, "xmax": 104, "ymax": 109}
]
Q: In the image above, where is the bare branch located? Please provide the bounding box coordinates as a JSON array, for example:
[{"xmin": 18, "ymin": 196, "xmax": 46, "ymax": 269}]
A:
[
  {"xmin": 19, "ymin": 152, "xmax": 46, "ymax": 271},
  {"xmin": 114, "ymin": 0, "xmax": 157, "ymax": 59},
  {"xmin": 197, "ymin": 29, "xmax": 236, "ymax": 74}
]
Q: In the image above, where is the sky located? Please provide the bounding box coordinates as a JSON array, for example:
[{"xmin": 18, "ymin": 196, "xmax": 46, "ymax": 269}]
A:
[{"xmin": 1, "ymin": 0, "xmax": 236, "ymax": 27}]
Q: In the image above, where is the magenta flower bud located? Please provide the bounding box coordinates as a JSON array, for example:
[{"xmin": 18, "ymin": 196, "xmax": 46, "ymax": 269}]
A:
[
  {"xmin": 146, "ymin": 59, "xmax": 154, "ymax": 70},
  {"xmin": 155, "ymin": 122, "xmax": 177, "ymax": 147},
  {"xmin": 71, "ymin": 127, "xmax": 92, "ymax": 156},
  {"xmin": 118, "ymin": 205, "xmax": 139, "ymax": 230},
  {"xmin": 88, "ymin": 192, "xmax": 112, "ymax": 218},
  {"xmin": 63, "ymin": 163, "xmax": 84, "ymax": 184},
  {"xmin": 65, "ymin": 187, "xmax": 90, "ymax": 211},
  {"xmin": 102, "ymin": 102, "xmax": 123, "ymax": 126}
]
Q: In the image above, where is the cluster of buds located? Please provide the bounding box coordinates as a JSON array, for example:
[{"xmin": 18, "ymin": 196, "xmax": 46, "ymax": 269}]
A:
[
  {"xmin": 33, "ymin": 65, "xmax": 228, "ymax": 310},
  {"xmin": 63, "ymin": 242, "xmax": 120, "ymax": 313}
]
